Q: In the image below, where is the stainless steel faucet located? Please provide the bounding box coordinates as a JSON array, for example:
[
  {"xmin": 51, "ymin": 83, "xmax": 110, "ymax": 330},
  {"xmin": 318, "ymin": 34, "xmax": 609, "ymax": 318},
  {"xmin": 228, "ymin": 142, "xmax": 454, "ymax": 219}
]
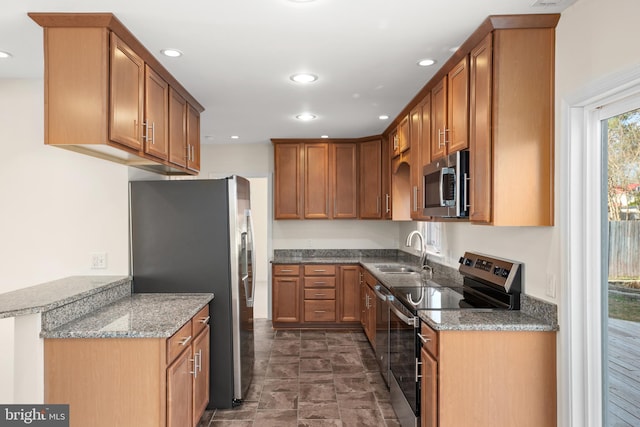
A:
[{"xmin": 405, "ymin": 230, "xmax": 433, "ymax": 280}]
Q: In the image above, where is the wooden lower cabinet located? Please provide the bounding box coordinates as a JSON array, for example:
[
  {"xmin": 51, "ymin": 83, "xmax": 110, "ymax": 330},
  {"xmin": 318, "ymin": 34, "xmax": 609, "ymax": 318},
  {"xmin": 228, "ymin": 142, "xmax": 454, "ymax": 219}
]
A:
[
  {"xmin": 44, "ymin": 306, "xmax": 210, "ymax": 427},
  {"xmin": 420, "ymin": 321, "xmax": 556, "ymax": 427},
  {"xmin": 272, "ymin": 264, "xmax": 361, "ymax": 328},
  {"xmin": 361, "ymin": 270, "xmax": 377, "ymax": 346}
]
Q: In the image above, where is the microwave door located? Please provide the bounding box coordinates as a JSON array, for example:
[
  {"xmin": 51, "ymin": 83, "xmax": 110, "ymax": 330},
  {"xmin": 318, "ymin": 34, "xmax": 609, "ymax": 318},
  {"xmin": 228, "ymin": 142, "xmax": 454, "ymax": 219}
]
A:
[{"xmin": 423, "ymin": 168, "xmax": 450, "ymax": 216}]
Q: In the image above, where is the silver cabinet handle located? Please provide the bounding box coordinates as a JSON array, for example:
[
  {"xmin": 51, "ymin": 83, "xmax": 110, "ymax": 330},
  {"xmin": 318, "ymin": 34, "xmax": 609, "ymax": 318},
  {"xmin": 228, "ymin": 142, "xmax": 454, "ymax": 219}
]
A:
[
  {"xmin": 150, "ymin": 122, "xmax": 155, "ymax": 144},
  {"xmin": 314, "ymin": 310, "xmax": 326, "ymax": 313},
  {"xmin": 313, "ymin": 269, "xmax": 326, "ymax": 273},
  {"xmin": 280, "ymin": 269, "xmax": 293, "ymax": 273},
  {"xmin": 179, "ymin": 336, "xmax": 192, "ymax": 346},
  {"xmin": 313, "ymin": 281, "xmax": 326, "ymax": 285},
  {"xmin": 417, "ymin": 333, "xmax": 431, "ymax": 344},
  {"xmin": 385, "ymin": 194, "xmax": 391, "ymax": 213},
  {"xmin": 415, "ymin": 357, "xmax": 422, "ymax": 381},
  {"xmin": 199, "ymin": 316, "xmax": 210, "ymax": 324},
  {"xmin": 142, "ymin": 121, "xmax": 148, "ymax": 142},
  {"xmin": 413, "ymin": 186, "xmax": 418, "ymax": 211},
  {"xmin": 315, "ymin": 293, "xmax": 326, "ymax": 297},
  {"xmin": 191, "ymin": 145, "xmax": 195, "ymax": 161}
]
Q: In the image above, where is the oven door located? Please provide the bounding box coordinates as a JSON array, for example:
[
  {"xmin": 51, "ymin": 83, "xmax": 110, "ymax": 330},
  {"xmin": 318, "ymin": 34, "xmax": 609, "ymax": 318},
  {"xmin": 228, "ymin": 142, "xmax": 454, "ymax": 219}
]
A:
[{"xmin": 388, "ymin": 297, "xmax": 419, "ymax": 427}]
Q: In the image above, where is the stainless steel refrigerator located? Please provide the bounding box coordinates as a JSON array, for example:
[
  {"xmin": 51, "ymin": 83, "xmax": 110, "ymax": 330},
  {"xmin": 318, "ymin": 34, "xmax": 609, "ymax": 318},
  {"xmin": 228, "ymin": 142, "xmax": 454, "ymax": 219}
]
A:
[{"xmin": 129, "ymin": 176, "xmax": 255, "ymax": 409}]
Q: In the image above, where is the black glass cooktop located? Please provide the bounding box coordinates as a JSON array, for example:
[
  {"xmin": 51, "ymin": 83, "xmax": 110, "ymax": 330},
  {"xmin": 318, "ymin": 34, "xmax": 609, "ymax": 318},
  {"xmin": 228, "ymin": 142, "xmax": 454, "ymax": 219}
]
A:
[{"xmin": 392, "ymin": 286, "xmax": 467, "ymax": 310}]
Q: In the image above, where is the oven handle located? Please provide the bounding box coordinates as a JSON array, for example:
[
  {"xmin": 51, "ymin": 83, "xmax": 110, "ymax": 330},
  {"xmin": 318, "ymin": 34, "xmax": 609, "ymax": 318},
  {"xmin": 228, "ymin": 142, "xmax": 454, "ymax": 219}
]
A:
[
  {"xmin": 373, "ymin": 285, "xmax": 388, "ymax": 301},
  {"xmin": 389, "ymin": 302, "xmax": 418, "ymax": 328}
]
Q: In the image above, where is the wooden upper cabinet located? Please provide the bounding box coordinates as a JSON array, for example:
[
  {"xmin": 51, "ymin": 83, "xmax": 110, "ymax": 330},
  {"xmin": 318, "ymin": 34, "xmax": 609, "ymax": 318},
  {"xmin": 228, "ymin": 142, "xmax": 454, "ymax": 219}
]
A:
[
  {"xmin": 168, "ymin": 88, "xmax": 187, "ymax": 168},
  {"xmin": 447, "ymin": 56, "xmax": 469, "ymax": 154},
  {"xmin": 332, "ymin": 143, "xmax": 358, "ymax": 219},
  {"xmin": 274, "ymin": 143, "xmax": 303, "ymax": 219},
  {"xmin": 410, "ymin": 94, "xmax": 432, "ymax": 220},
  {"xmin": 431, "ymin": 77, "xmax": 447, "ymax": 161},
  {"xmin": 187, "ymin": 103, "xmax": 201, "ymax": 172},
  {"xmin": 398, "ymin": 116, "xmax": 410, "ymax": 154},
  {"xmin": 472, "ymin": 27, "xmax": 554, "ymax": 226},
  {"xmin": 144, "ymin": 65, "xmax": 169, "ymax": 160},
  {"xmin": 360, "ymin": 138, "xmax": 383, "ymax": 219},
  {"xmin": 381, "ymin": 136, "xmax": 392, "ymax": 219},
  {"xmin": 431, "ymin": 56, "xmax": 469, "ymax": 161},
  {"xmin": 29, "ymin": 13, "xmax": 204, "ymax": 176},
  {"xmin": 110, "ymin": 33, "xmax": 144, "ymax": 151},
  {"xmin": 469, "ymin": 33, "xmax": 493, "ymax": 224},
  {"xmin": 305, "ymin": 143, "xmax": 331, "ymax": 219}
]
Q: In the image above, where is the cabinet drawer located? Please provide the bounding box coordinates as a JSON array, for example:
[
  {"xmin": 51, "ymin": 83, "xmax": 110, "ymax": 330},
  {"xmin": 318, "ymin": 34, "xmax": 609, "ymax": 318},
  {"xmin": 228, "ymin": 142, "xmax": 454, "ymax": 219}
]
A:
[
  {"xmin": 192, "ymin": 305, "xmax": 210, "ymax": 338},
  {"xmin": 304, "ymin": 289, "xmax": 336, "ymax": 300},
  {"xmin": 303, "ymin": 265, "xmax": 336, "ymax": 276},
  {"xmin": 363, "ymin": 270, "xmax": 377, "ymax": 286},
  {"xmin": 304, "ymin": 277, "xmax": 336, "ymax": 288},
  {"xmin": 420, "ymin": 322, "xmax": 439, "ymax": 359},
  {"xmin": 167, "ymin": 321, "xmax": 193, "ymax": 364},
  {"xmin": 274, "ymin": 264, "xmax": 300, "ymax": 276},
  {"xmin": 304, "ymin": 300, "xmax": 336, "ymax": 322}
]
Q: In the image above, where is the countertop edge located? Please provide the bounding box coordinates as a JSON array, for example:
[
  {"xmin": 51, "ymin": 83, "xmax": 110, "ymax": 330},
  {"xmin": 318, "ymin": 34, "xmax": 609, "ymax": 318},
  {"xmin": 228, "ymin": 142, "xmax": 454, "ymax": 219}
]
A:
[{"xmin": 0, "ymin": 276, "xmax": 132, "ymax": 320}]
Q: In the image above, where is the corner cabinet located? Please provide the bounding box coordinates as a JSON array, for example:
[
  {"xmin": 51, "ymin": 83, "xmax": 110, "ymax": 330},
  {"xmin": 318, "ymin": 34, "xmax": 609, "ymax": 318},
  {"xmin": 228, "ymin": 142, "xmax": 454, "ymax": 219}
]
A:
[
  {"xmin": 29, "ymin": 13, "xmax": 204, "ymax": 176},
  {"xmin": 44, "ymin": 306, "xmax": 211, "ymax": 427}
]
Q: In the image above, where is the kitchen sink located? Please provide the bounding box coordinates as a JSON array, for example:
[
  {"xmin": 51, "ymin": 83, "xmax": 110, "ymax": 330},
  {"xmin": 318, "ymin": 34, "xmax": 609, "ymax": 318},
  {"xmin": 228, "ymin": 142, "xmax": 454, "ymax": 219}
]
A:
[{"xmin": 374, "ymin": 264, "xmax": 420, "ymax": 274}]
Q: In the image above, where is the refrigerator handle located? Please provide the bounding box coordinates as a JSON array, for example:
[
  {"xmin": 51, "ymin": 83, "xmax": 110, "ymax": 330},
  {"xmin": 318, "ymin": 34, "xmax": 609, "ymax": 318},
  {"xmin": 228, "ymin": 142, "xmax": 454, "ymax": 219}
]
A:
[{"xmin": 248, "ymin": 210, "xmax": 256, "ymax": 308}]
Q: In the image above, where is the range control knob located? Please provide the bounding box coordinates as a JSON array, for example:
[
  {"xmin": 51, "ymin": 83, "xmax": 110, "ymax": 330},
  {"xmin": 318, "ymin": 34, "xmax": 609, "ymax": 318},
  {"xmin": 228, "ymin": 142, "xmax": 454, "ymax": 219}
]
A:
[
  {"xmin": 458, "ymin": 257, "xmax": 473, "ymax": 266},
  {"xmin": 493, "ymin": 266, "xmax": 502, "ymax": 276},
  {"xmin": 501, "ymin": 269, "xmax": 510, "ymax": 278}
]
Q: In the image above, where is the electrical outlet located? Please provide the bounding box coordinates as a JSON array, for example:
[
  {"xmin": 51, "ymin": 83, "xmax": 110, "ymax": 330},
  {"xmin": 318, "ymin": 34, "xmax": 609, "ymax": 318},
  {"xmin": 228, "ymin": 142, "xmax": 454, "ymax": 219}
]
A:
[
  {"xmin": 545, "ymin": 273, "xmax": 557, "ymax": 298},
  {"xmin": 91, "ymin": 252, "xmax": 107, "ymax": 269}
]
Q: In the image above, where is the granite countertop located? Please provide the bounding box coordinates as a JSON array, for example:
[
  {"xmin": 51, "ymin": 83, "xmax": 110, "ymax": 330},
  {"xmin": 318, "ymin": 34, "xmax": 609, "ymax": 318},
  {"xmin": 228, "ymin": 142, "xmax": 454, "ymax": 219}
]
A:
[
  {"xmin": 418, "ymin": 309, "xmax": 557, "ymax": 332},
  {"xmin": 0, "ymin": 276, "xmax": 132, "ymax": 319},
  {"xmin": 272, "ymin": 250, "xmax": 558, "ymax": 332},
  {"xmin": 41, "ymin": 293, "xmax": 214, "ymax": 339}
]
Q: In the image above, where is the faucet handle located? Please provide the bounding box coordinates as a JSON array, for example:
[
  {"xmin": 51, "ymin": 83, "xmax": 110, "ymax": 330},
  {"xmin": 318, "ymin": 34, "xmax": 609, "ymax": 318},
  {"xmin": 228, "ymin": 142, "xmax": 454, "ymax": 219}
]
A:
[{"xmin": 421, "ymin": 265, "xmax": 434, "ymax": 280}]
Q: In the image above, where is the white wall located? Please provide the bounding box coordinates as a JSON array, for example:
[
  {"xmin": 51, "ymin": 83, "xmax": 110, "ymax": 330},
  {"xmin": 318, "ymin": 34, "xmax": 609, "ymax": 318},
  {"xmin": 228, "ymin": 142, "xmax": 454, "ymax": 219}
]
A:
[{"xmin": 0, "ymin": 79, "xmax": 131, "ymax": 402}]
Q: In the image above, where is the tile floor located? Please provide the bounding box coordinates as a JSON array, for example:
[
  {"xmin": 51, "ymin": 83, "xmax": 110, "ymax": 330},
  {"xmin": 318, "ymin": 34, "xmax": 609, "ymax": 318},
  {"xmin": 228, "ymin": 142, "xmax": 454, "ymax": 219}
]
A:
[{"xmin": 197, "ymin": 318, "xmax": 400, "ymax": 427}]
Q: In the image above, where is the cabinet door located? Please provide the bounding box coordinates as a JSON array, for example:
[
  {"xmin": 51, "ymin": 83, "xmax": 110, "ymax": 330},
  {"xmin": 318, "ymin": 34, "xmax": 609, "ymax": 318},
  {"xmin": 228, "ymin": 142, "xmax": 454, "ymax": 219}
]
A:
[
  {"xmin": 167, "ymin": 348, "xmax": 193, "ymax": 427},
  {"xmin": 168, "ymin": 88, "xmax": 187, "ymax": 167},
  {"xmin": 305, "ymin": 143, "xmax": 330, "ymax": 219},
  {"xmin": 273, "ymin": 276, "xmax": 300, "ymax": 323},
  {"xmin": 359, "ymin": 139, "xmax": 382, "ymax": 219},
  {"xmin": 360, "ymin": 274, "xmax": 366, "ymax": 328},
  {"xmin": 192, "ymin": 326, "xmax": 210, "ymax": 427},
  {"xmin": 338, "ymin": 265, "xmax": 360, "ymax": 323},
  {"xmin": 431, "ymin": 77, "xmax": 447, "ymax": 161},
  {"xmin": 332, "ymin": 143, "xmax": 358, "ymax": 218},
  {"xmin": 447, "ymin": 56, "xmax": 470, "ymax": 154},
  {"xmin": 398, "ymin": 116, "xmax": 410, "ymax": 153},
  {"xmin": 366, "ymin": 285, "xmax": 376, "ymax": 346},
  {"xmin": 421, "ymin": 347, "xmax": 438, "ymax": 427},
  {"xmin": 274, "ymin": 143, "xmax": 303, "ymax": 219},
  {"xmin": 381, "ymin": 136, "xmax": 392, "ymax": 219},
  {"xmin": 144, "ymin": 66, "xmax": 169, "ymax": 160},
  {"xmin": 409, "ymin": 102, "xmax": 423, "ymax": 219},
  {"xmin": 110, "ymin": 33, "xmax": 144, "ymax": 151},
  {"xmin": 186, "ymin": 103, "xmax": 200, "ymax": 172},
  {"xmin": 469, "ymin": 34, "xmax": 493, "ymax": 224}
]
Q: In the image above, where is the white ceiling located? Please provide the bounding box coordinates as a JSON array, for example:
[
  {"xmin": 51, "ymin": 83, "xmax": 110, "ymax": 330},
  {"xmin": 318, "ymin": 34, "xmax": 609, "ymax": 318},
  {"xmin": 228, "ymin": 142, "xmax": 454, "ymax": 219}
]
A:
[{"xmin": 0, "ymin": 0, "xmax": 575, "ymax": 145}]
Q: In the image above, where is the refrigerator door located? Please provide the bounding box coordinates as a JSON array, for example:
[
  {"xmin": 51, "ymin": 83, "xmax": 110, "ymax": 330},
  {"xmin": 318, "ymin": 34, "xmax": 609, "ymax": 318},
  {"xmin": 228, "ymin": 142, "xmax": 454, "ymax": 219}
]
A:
[{"xmin": 229, "ymin": 176, "xmax": 255, "ymax": 401}]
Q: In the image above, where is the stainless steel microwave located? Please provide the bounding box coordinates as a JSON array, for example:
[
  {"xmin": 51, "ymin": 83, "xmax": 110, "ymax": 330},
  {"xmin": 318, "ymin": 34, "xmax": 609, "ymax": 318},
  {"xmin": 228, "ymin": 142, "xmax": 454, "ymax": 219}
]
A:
[{"xmin": 422, "ymin": 150, "xmax": 469, "ymax": 218}]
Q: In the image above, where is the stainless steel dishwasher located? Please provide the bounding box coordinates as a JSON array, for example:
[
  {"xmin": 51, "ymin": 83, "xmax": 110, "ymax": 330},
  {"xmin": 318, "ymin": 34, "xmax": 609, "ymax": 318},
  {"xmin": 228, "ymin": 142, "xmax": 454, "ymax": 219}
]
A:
[{"xmin": 373, "ymin": 283, "xmax": 392, "ymax": 387}]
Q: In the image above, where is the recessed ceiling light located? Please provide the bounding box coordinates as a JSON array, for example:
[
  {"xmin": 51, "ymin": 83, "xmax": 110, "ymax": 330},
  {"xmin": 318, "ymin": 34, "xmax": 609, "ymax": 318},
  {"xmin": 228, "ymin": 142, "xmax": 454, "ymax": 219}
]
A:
[
  {"xmin": 231, "ymin": 135, "xmax": 239, "ymax": 139},
  {"xmin": 417, "ymin": 58, "xmax": 436, "ymax": 67},
  {"xmin": 321, "ymin": 135, "xmax": 329, "ymax": 139},
  {"xmin": 379, "ymin": 115, "xmax": 389, "ymax": 120},
  {"xmin": 290, "ymin": 73, "xmax": 318, "ymax": 83},
  {"xmin": 161, "ymin": 49, "xmax": 183, "ymax": 58},
  {"xmin": 288, "ymin": 0, "xmax": 316, "ymax": 3},
  {"xmin": 0, "ymin": 51, "xmax": 12, "ymax": 59},
  {"xmin": 296, "ymin": 113, "xmax": 316, "ymax": 121}
]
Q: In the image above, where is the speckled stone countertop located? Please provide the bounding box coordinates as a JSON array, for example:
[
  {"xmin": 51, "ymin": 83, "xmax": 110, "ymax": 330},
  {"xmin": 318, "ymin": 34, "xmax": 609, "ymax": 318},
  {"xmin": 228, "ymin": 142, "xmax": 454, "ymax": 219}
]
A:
[
  {"xmin": 272, "ymin": 249, "xmax": 558, "ymax": 332},
  {"xmin": 0, "ymin": 276, "xmax": 132, "ymax": 319},
  {"xmin": 41, "ymin": 293, "xmax": 214, "ymax": 339}
]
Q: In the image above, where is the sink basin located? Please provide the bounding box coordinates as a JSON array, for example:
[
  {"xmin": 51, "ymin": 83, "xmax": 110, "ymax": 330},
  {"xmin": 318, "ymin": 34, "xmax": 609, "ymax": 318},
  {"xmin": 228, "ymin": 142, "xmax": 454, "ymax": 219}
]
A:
[{"xmin": 374, "ymin": 264, "xmax": 420, "ymax": 274}]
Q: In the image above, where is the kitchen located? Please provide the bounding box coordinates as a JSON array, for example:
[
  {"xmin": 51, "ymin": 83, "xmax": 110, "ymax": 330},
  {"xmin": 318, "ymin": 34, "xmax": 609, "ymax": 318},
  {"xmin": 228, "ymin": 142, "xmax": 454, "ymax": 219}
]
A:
[{"xmin": 0, "ymin": 0, "xmax": 638, "ymax": 426}]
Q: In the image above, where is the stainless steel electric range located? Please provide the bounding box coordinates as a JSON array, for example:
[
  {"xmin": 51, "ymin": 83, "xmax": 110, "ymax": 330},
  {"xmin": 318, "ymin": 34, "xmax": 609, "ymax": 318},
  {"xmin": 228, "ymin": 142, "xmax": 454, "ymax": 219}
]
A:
[{"xmin": 388, "ymin": 252, "xmax": 523, "ymax": 427}]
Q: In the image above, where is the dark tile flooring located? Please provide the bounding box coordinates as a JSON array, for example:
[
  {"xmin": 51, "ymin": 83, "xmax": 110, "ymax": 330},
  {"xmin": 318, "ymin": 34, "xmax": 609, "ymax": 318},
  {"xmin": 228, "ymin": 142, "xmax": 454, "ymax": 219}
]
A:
[{"xmin": 197, "ymin": 318, "xmax": 400, "ymax": 427}]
